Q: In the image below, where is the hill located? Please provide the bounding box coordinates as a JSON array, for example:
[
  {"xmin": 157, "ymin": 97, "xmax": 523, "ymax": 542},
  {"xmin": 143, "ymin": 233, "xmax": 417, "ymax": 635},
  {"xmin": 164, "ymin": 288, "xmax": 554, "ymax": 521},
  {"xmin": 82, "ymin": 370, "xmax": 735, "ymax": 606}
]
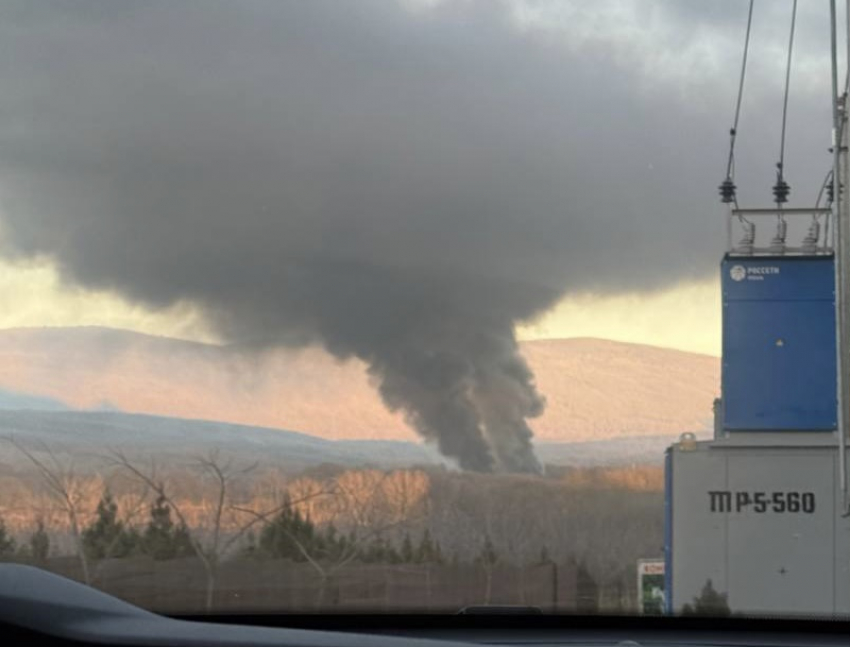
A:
[
  {"xmin": 0, "ymin": 388, "xmax": 68, "ymax": 411},
  {"xmin": 0, "ymin": 409, "xmax": 438, "ymax": 471},
  {"xmin": 0, "ymin": 326, "xmax": 719, "ymax": 443},
  {"xmin": 0, "ymin": 409, "xmax": 677, "ymax": 471}
]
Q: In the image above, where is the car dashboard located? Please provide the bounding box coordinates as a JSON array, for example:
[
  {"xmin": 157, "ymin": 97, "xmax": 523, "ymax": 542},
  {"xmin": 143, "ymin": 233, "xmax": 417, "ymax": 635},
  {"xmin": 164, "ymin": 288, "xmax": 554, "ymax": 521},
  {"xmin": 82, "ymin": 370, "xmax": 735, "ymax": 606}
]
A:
[{"xmin": 1, "ymin": 565, "xmax": 847, "ymax": 647}]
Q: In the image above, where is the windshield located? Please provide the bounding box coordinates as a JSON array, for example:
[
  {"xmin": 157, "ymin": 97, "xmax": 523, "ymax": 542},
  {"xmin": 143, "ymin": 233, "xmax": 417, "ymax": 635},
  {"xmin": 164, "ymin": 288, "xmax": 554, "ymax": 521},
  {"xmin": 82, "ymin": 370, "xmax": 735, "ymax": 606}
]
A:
[{"xmin": 0, "ymin": 0, "xmax": 848, "ymax": 619}]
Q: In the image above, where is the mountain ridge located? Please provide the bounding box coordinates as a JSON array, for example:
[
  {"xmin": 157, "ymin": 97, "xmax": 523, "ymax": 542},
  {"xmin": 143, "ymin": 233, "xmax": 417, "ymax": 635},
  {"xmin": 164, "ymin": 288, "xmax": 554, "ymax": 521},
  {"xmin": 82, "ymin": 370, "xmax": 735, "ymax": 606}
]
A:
[
  {"xmin": 0, "ymin": 408, "xmax": 684, "ymax": 470},
  {"xmin": 0, "ymin": 326, "xmax": 720, "ymax": 443}
]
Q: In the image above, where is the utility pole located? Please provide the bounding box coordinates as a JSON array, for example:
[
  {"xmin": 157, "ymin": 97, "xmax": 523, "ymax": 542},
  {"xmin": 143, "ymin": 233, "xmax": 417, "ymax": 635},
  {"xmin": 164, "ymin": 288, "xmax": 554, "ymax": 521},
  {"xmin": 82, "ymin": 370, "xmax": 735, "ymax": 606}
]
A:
[{"xmin": 830, "ymin": 0, "xmax": 849, "ymax": 513}]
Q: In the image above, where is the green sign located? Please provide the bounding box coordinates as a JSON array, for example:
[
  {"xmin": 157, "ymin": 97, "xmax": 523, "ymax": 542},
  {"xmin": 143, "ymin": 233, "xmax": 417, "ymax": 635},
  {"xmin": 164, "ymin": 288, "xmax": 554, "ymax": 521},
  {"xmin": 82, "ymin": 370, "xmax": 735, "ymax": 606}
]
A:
[{"xmin": 637, "ymin": 559, "xmax": 665, "ymax": 615}]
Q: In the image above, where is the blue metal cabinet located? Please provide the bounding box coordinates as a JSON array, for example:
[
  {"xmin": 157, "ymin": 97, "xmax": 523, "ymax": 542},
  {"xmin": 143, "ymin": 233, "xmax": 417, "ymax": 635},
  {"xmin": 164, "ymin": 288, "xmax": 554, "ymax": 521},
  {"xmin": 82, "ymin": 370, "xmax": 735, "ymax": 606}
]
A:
[{"xmin": 721, "ymin": 255, "xmax": 836, "ymax": 431}]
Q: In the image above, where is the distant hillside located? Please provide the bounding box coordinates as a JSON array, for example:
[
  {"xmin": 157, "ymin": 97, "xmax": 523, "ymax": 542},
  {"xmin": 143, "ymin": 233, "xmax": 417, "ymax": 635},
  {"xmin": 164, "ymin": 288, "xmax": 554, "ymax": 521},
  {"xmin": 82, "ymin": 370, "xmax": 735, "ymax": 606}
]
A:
[
  {"xmin": 0, "ymin": 326, "xmax": 719, "ymax": 442},
  {"xmin": 0, "ymin": 410, "xmax": 439, "ymax": 471},
  {"xmin": 0, "ymin": 388, "xmax": 68, "ymax": 411},
  {"xmin": 0, "ymin": 409, "xmax": 681, "ymax": 471}
]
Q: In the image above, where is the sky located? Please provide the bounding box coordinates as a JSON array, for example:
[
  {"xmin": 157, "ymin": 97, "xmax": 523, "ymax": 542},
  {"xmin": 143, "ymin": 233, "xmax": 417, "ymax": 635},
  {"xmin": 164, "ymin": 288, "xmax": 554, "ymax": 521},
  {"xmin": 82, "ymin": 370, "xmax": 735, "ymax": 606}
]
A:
[
  {"xmin": 0, "ymin": 255, "xmax": 721, "ymax": 354},
  {"xmin": 0, "ymin": 0, "xmax": 840, "ymax": 359}
]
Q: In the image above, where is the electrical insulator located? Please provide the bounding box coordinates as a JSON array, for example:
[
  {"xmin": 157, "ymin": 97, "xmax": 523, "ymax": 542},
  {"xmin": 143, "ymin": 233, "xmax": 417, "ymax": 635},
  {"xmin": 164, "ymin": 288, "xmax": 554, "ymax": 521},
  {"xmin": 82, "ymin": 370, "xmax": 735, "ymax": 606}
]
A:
[
  {"xmin": 802, "ymin": 220, "xmax": 820, "ymax": 254},
  {"xmin": 736, "ymin": 220, "xmax": 756, "ymax": 255},
  {"xmin": 719, "ymin": 178, "xmax": 737, "ymax": 204},
  {"xmin": 827, "ymin": 180, "xmax": 843, "ymax": 204},
  {"xmin": 769, "ymin": 219, "xmax": 787, "ymax": 254},
  {"xmin": 773, "ymin": 178, "xmax": 790, "ymax": 204}
]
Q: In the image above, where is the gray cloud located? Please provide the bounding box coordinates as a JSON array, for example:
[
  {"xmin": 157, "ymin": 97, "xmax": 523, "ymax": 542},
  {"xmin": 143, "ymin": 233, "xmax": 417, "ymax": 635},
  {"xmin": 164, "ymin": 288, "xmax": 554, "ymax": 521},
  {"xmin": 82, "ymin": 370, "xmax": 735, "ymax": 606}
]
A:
[{"xmin": 0, "ymin": 0, "xmax": 836, "ymax": 471}]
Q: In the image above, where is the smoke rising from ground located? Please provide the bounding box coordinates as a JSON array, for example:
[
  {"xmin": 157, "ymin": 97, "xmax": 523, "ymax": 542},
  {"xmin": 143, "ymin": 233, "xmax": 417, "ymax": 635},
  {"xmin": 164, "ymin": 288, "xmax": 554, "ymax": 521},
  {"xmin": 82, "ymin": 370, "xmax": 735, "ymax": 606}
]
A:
[{"xmin": 0, "ymin": 1, "xmax": 835, "ymax": 471}]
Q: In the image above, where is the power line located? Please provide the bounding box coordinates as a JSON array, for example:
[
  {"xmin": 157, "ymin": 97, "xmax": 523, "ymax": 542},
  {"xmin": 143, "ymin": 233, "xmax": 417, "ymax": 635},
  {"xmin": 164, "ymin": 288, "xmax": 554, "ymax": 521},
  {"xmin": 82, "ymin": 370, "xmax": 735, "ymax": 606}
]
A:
[
  {"xmin": 773, "ymin": 0, "xmax": 798, "ymax": 206},
  {"xmin": 719, "ymin": 0, "xmax": 755, "ymax": 206}
]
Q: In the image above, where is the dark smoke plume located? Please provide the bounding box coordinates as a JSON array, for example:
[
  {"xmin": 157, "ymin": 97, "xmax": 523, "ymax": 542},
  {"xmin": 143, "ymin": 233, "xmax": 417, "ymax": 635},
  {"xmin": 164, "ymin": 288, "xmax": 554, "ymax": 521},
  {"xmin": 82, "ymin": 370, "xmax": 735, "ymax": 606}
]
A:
[{"xmin": 0, "ymin": 1, "xmax": 832, "ymax": 471}]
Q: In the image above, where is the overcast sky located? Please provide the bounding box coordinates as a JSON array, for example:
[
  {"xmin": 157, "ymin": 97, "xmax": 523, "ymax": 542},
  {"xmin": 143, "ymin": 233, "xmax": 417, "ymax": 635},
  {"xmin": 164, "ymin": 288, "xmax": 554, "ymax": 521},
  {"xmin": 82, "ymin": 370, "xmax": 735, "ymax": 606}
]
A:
[{"xmin": 0, "ymin": 0, "xmax": 841, "ymax": 356}]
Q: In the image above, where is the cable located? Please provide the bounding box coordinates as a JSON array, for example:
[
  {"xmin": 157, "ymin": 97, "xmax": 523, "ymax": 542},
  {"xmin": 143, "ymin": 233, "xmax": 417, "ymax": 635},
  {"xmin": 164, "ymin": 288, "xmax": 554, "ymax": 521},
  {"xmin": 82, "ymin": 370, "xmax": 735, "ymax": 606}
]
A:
[
  {"xmin": 720, "ymin": 0, "xmax": 755, "ymax": 205},
  {"xmin": 820, "ymin": 170, "xmax": 835, "ymax": 251},
  {"xmin": 830, "ymin": 0, "xmax": 850, "ymax": 514},
  {"xmin": 773, "ymin": 0, "xmax": 798, "ymax": 206},
  {"xmin": 818, "ymin": 169, "xmax": 835, "ymax": 208},
  {"xmin": 843, "ymin": 0, "xmax": 849, "ymax": 107}
]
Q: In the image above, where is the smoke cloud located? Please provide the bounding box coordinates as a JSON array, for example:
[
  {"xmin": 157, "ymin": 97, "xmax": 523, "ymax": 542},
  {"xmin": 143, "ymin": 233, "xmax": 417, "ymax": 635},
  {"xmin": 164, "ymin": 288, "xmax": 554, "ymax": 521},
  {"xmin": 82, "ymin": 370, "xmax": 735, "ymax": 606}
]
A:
[{"xmin": 0, "ymin": 1, "xmax": 835, "ymax": 471}]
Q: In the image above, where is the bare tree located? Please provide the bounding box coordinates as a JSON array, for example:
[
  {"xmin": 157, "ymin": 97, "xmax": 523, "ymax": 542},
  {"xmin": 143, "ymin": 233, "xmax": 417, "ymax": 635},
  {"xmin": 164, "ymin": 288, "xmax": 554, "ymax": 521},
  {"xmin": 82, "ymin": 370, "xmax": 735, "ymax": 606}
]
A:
[
  {"xmin": 109, "ymin": 449, "xmax": 319, "ymax": 611},
  {"xmin": 6, "ymin": 437, "xmax": 101, "ymax": 584},
  {"xmin": 237, "ymin": 469, "xmax": 428, "ymax": 608}
]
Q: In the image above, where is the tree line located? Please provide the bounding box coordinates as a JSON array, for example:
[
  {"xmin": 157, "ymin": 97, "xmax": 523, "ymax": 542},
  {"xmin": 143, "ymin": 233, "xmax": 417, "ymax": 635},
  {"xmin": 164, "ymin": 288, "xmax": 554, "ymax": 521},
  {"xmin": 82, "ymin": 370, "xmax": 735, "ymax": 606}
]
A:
[
  {"xmin": 1, "ymin": 438, "xmax": 662, "ymax": 612},
  {"xmin": 0, "ymin": 491, "xmax": 193, "ymax": 562},
  {"xmin": 0, "ymin": 490, "xmax": 452, "ymax": 566}
]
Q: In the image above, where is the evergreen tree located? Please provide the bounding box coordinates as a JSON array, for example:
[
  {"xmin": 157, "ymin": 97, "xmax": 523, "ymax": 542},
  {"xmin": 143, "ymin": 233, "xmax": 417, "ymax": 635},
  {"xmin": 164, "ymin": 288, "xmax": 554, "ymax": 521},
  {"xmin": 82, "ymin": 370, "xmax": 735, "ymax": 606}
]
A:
[
  {"xmin": 417, "ymin": 529, "xmax": 444, "ymax": 563},
  {"xmin": 142, "ymin": 495, "xmax": 193, "ymax": 560},
  {"xmin": 385, "ymin": 538, "xmax": 402, "ymax": 564},
  {"xmin": 323, "ymin": 523, "xmax": 338, "ymax": 555},
  {"xmin": 478, "ymin": 535, "xmax": 499, "ymax": 566},
  {"xmin": 259, "ymin": 500, "xmax": 319, "ymax": 561},
  {"xmin": 400, "ymin": 532, "xmax": 415, "ymax": 563},
  {"xmin": 363, "ymin": 536, "xmax": 387, "ymax": 563},
  {"xmin": 575, "ymin": 560, "xmax": 599, "ymax": 614},
  {"xmin": 431, "ymin": 539, "xmax": 444, "ymax": 565},
  {"xmin": 476, "ymin": 534, "xmax": 499, "ymax": 605},
  {"xmin": 82, "ymin": 491, "xmax": 137, "ymax": 560},
  {"xmin": 321, "ymin": 523, "xmax": 349, "ymax": 563},
  {"xmin": 0, "ymin": 517, "xmax": 15, "ymax": 559},
  {"xmin": 29, "ymin": 519, "xmax": 50, "ymax": 564},
  {"xmin": 681, "ymin": 579, "xmax": 731, "ymax": 617},
  {"xmin": 475, "ymin": 535, "xmax": 498, "ymax": 568},
  {"xmin": 243, "ymin": 530, "xmax": 258, "ymax": 558}
]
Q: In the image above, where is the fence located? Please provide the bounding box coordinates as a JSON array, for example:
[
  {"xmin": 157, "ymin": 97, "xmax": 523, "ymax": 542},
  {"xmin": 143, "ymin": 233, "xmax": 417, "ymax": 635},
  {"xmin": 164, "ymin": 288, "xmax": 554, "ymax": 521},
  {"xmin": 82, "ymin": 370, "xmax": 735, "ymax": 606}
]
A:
[{"xmin": 39, "ymin": 556, "xmax": 578, "ymax": 613}]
